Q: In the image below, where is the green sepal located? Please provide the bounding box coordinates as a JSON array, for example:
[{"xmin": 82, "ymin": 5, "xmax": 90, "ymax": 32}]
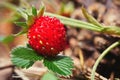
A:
[
  {"xmin": 43, "ymin": 55, "xmax": 73, "ymax": 76},
  {"xmin": 0, "ymin": 35, "xmax": 15, "ymax": 44},
  {"xmin": 37, "ymin": 4, "xmax": 45, "ymax": 18},
  {"xmin": 32, "ymin": 6, "xmax": 37, "ymax": 16},
  {"xmin": 14, "ymin": 29, "xmax": 27, "ymax": 37},
  {"xmin": 0, "ymin": 30, "xmax": 27, "ymax": 44},
  {"xmin": 27, "ymin": 15, "xmax": 35, "ymax": 26},
  {"xmin": 17, "ymin": 8, "xmax": 28, "ymax": 20},
  {"xmin": 15, "ymin": 22, "xmax": 28, "ymax": 28}
]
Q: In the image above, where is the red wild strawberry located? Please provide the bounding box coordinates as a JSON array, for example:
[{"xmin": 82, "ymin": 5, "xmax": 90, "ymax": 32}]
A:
[{"xmin": 28, "ymin": 16, "xmax": 67, "ymax": 57}]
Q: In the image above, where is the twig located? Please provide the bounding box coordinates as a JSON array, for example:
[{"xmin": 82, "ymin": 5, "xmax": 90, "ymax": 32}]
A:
[
  {"xmin": 14, "ymin": 69, "xmax": 29, "ymax": 80},
  {"xmin": 86, "ymin": 68, "xmax": 108, "ymax": 80},
  {"xmin": 0, "ymin": 64, "xmax": 14, "ymax": 70}
]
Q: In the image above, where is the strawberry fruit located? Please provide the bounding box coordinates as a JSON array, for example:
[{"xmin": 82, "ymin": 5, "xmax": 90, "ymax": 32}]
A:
[{"xmin": 28, "ymin": 16, "xmax": 67, "ymax": 57}]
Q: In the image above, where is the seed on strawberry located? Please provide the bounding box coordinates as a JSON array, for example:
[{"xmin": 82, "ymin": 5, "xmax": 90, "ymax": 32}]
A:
[{"xmin": 28, "ymin": 16, "xmax": 67, "ymax": 57}]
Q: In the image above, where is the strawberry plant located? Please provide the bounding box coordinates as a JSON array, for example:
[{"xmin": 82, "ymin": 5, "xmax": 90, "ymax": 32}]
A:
[
  {"xmin": 10, "ymin": 5, "xmax": 74, "ymax": 76},
  {"xmin": 1, "ymin": 1, "xmax": 120, "ymax": 80}
]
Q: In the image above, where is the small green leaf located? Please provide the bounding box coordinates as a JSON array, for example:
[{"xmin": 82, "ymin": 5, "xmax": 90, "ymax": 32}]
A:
[
  {"xmin": 37, "ymin": 4, "xmax": 45, "ymax": 17},
  {"xmin": 15, "ymin": 22, "xmax": 28, "ymax": 28},
  {"xmin": 82, "ymin": 7, "xmax": 102, "ymax": 27},
  {"xmin": 43, "ymin": 55, "xmax": 73, "ymax": 76},
  {"xmin": 41, "ymin": 72, "xmax": 58, "ymax": 80},
  {"xmin": 1, "ymin": 35, "xmax": 15, "ymax": 43},
  {"xmin": 11, "ymin": 46, "xmax": 44, "ymax": 68},
  {"xmin": 32, "ymin": 6, "xmax": 37, "ymax": 16}
]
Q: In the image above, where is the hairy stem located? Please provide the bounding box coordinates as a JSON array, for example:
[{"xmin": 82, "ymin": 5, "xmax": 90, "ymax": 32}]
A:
[
  {"xmin": 1, "ymin": 2, "xmax": 120, "ymax": 36},
  {"xmin": 91, "ymin": 41, "xmax": 120, "ymax": 80},
  {"xmin": 44, "ymin": 12, "xmax": 120, "ymax": 36},
  {"xmin": 44, "ymin": 12, "xmax": 104, "ymax": 32}
]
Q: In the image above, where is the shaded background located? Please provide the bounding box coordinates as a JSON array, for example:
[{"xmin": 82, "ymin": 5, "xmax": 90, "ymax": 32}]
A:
[{"xmin": 0, "ymin": 0, "xmax": 120, "ymax": 80}]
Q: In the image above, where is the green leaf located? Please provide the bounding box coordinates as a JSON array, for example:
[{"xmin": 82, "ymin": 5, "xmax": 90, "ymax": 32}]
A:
[
  {"xmin": 15, "ymin": 22, "xmax": 28, "ymax": 28},
  {"xmin": 32, "ymin": 6, "xmax": 37, "ymax": 16},
  {"xmin": 43, "ymin": 55, "xmax": 73, "ymax": 76},
  {"xmin": 11, "ymin": 57, "xmax": 34, "ymax": 68},
  {"xmin": 81, "ymin": 7, "xmax": 102, "ymax": 27},
  {"xmin": 41, "ymin": 72, "xmax": 58, "ymax": 80},
  {"xmin": 11, "ymin": 46, "xmax": 43, "ymax": 61},
  {"xmin": 1, "ymin": 35, "xmax": 15, "ymax": 43},
  {"xmin": 11, "ymin": 46, "xmax": 44, "ymax": 68}
]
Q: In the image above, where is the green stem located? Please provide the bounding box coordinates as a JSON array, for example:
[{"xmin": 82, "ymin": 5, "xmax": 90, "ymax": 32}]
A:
[
  {"xmin": 1, "ymin": 2, "xmax": 104, "ymax": 32},
  {"xmin": 2, "ymin": 2, "xmax": 120, "ymax": 36},
  {"xmin": 44, "ymin": 13, "xmax": 120, "ymax": 36},
  {"xmin": 44, "ymin": 12, "xmax": 104, "ymax": 32},
  {"xmin": 91, "ymin": 41, "xmax": 120, "ymax": 80},
  {"xmin": 0, "ymin": 2, "xmax": 17, "ymax": 11}
]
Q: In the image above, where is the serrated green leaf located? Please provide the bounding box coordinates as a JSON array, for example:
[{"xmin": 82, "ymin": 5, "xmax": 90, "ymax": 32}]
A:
[
  {"xmin": 82, "ymin": 7, "xmax": 102, "ymax": 27},
  {"xmin": 32, "ymin": 6, "xmax": 37, "ymax": 16},
  {"xmin": 1, "ymin": 35, "xmax": 15, "ymax": 43},
  {"xmin": 43, "ymin": 56, "xmax": 73, "ymax": 76},
  {"xmin": 15, "ymin": 22, "xmax": 28, "ymax": 28},
  {"xmin": 11, "ymin": 57, "xmax": 34, "ymax": 68},
  {"xmin": 11, "ymin": 46, "xmax": 43, "ymax": 61},
  {"xmin": 41, "ymin": 72, "xmax": 58, "ymax": 80},
  {"xmin": 11, "ymin": 46, "xmax": 44, "ymax": 68}
]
